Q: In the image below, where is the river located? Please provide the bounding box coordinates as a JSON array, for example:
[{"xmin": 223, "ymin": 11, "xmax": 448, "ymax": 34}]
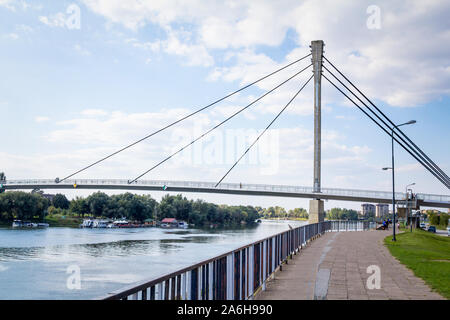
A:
[{"xmin": 0, "ymin": 219, "xmax": 306, "ymax": 299}]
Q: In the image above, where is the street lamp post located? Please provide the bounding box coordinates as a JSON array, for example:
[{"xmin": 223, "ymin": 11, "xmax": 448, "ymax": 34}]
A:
[
  {"xmin": 383, "ymin": 120, "xmax": 416, "ymax": 241},
  {"xmin": 405, "ymin": 183, "xmax": 415, "ymax": 232}
]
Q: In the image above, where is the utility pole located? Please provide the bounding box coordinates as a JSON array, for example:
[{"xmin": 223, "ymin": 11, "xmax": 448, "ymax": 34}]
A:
[{"xmin": 309, "ymin": 40, "xmax": 325, "ymax": 223}]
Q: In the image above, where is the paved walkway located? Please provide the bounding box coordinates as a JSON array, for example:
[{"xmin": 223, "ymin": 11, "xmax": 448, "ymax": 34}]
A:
[{"xmin": 256, "ymin": 230, "xmax": 445, "ymax": 300}]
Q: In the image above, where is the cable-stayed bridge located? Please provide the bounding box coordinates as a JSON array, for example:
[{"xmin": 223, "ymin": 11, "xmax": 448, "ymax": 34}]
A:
[{"xmin": 2, "ymin": 40, "xmax": 449, "ymax": 216}]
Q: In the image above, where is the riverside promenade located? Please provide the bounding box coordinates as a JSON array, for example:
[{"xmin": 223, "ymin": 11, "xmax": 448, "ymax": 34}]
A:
[{"xmin": 256, "ymin": 230, "xmax": 444, "ymax": 300}]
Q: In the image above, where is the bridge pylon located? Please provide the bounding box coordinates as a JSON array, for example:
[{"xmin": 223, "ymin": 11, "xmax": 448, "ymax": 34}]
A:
[{"xmin": 309, "ymin": 40, "xmax": 325, "ymax": 223}]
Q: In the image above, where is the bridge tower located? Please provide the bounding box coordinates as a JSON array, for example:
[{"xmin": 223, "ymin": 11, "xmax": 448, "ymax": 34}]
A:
[{"xmin": 309, "ymin": 40, "xmax": 325, "ymax": 223}]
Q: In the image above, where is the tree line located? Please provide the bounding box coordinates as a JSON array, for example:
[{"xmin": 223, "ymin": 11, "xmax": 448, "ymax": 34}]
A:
[
  {"xmin": 325, "ymin": 207, "xmax": 359, "ymax": 220},
  {"xmin": 1, "ymin": 189, "xmax": 392, "ymax": 227},
  {"xmin": 258, "ymin": 206, "xmax": 309, "ymax": 219},
  {"xmin": 0, "ymin": 191, "xmax": 262, "ymax": 227},
  {"xmin": 427, "ymin": 211, "xmax": 449, "ymax": 229}
]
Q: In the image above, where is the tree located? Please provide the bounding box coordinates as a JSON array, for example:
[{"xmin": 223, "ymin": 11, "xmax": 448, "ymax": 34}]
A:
[
  {"xmin": 326, "ymin": 208, "xmax": 358, "ymax": 220},
  {"xmin": 429, "ymin": 213, "xmax": 440, "ymax": 226},
  {"xmin": 86, "ymin": 192, "xmax": 109, "ymax": 217},
  {"xmin": 52, "ymin": 194, "xmax": 70, "ymax": 209},
  {"xmin": 0, "ymin": 191, "xmax": 49, "ymax": 221},
  {"xmin": 158, "ymin": 195, "xmax": 177, "ymax": 219},
  {"xmin": 288, "ymin": 208, "xmax": 309, "ymax": 219},
  {"xmin": 439, "ymin": 213, "xmax": 449, "ymax": 228},
  {"xmin": 69, "ymin": 197, "xmax": 89, "ymax": 217}
]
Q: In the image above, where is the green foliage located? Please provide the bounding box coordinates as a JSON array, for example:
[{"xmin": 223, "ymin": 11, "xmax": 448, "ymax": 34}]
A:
[
  {"xmin": 287, "ymin": 208, "xmax": 309, "ymax": 219},
  {"xmin": 326, "ymin": 207, "xmax": 358, "ymax": 220},
  {"xmin": 429, "ymin": 212, "xmax": 440, "ymax": 226},
  {"xmin": 257, "ymin": 206, "xmax": 308, "ymax": 220},
  {"xmin": 69, "ymin": 197, "xmax": 89, "ymax": 217},
  {"xmin": 439, "ymin": 213, "xmax": 449, "ymax": 228},
  {"xmin": 0, "ymin": 191, "xmax": 49, "ymax": 221},
  {"xmin": 384, "ymin": 229, "xmax": 450, "ymax": 299},
  {"xmin": 0, "ymin": 191, "xmax": 261, "ymax": 227},
  {"xmin": 52, "ymin": 193, "xmax": 70, "ymax": 209},
  {"xmin": 86, "ymin": 191, "xmax": 109, "ymax": 217}
]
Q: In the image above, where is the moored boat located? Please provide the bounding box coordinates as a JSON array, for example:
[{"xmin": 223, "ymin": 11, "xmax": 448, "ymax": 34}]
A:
[
  {"xmin": 177, "ymin": 221, "xmax": 188, "ymax": 229},
  {"xmin": 12, "ymin": 220, "xmax": 46, "ymax": 228}
]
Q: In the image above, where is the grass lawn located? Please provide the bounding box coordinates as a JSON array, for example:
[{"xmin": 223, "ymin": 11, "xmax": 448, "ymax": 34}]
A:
[
  {"xmin": 384, "ymin": 229, "xmax": 450, "ymax": 299},
  {"xmin": 44, "ymin": 214, "xmax": 83, "ymax": 227}
]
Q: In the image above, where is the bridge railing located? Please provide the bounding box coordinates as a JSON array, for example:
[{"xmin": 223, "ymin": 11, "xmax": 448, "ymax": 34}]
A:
[
  {"xmin": 4, "ymin": 179, "xmax": 450, "ymax": 204},
  {"xmin": 97, "ymin": 220, "xmax": 374, "ymax": 301}
]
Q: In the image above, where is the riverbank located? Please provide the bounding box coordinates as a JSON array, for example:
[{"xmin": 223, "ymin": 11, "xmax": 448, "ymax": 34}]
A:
[
  {"xmin": 44, "ymin": 214, "xmax": 84, "ymax": 228},
  {"xmin": 22, "ymin": 214, "xmax": 261, "ymax": 229},
  {"xmin": 261, "ymin": 217, "xmax": 308, "ymax": 222},
  {"xmin": 384, "ymin": 229, "xmax": 450, "ymax": 299}
]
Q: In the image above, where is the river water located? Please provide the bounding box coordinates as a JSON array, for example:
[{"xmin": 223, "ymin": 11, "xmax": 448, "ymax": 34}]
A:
[{"xmin": 0, "ymin": 220, "xmax": 306, "ymax": 299}]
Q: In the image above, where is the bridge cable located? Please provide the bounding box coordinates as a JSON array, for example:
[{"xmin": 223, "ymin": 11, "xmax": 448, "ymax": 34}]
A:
[
  {"xmin": 57, "ymin": 53, "xmax": 312, "ymax": 184},
  {"xmin": 215, "ymin": 74, "xmax": 314, "ymax": 187},
  {"xmin": 323, "ymin": 56, "xmax": 450, "ymax": 184},
  {"xmin": 128, "ymin": 64, "xmax": 313, "ymax": 184},
  {"xmin": 323, "ymin": 73, "xmax": 450, "ymax": 189},
  {"xmin": 323, "ymin": 66, "xmax": 450, "ymax": 187},
  {"xmin": 323, "ymin": 72, "xmax": 450, "ymax": 189}
]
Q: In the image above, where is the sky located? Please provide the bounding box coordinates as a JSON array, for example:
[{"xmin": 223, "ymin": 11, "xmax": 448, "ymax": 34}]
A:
[{"xmin": 0, "ymin": 0, "xmax": 449, "ymax": 211}]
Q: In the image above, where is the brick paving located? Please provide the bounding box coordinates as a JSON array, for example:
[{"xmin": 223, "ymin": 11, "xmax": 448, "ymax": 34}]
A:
[{"xmin": 256, "ymin": 230, "xmax": 445, "ymax": 300}]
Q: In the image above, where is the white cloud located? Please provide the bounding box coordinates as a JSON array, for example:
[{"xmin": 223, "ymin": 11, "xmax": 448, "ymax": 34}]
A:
[
  {"xmin": 80, "ymin": 109, "xmax": 108, "ymax": 116},
  {"xmin": 124, "ymin": 28, "xmax": 213, "ymax": 67},
  {"xmin": 0, "ymin": 0, "xmax": 16, "ymax": 11},
  {"xmin": 35, "ymin": 116, "xmax": 50, "ymax": 123},
  {"xmin": 80, "ymin": 0, "xmax": 450, "ymax": 107},
  {"xmin": 38, "ymin": 13, "xmax": 66, "ymax": 28},
  {"xmin": 74, "ymin": 44, "xmax": 91, "ymax": 56},
  {"xmin": 15, "ymin": 24, "xmax": 33, "ymax": 33},
  {"xmin": 4, "ymin": 33, "xmax": 19, "ymax": 40}
]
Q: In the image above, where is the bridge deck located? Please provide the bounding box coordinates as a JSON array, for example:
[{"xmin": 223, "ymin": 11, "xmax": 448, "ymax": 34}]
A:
[{"xmin": 3, "ymin": 179, "xmax": 450, "ymax": 208}]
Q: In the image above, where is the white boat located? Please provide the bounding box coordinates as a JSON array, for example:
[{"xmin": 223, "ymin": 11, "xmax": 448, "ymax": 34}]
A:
[
  {"xmin": 80, "ymin": 219, "xmax": 94, "ymax": 228},
  {"xmin": 177, "ymin": 221, "xmax": 188, "ymax": 229},
  {"xmin": 92, "ymin": 220, "xmax": 109, "ymax": 228},
  {"xmin": 111, "ymin": 219, "xmax": 131, "ymax": 228},
  {"xmin": 12, "ymin": 220, "xmax": 43, "ymax": 228},
  {"xmin": 12, "ymin": 220, "xmax": 23, "ymax": 228}
]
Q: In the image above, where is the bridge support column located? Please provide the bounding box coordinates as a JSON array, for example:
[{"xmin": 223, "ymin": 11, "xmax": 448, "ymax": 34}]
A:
[
  {"xmin": 311, "ymin": 40, "xmax": 324, "ymax": 193},
  {"xmin": 309, "ymin": 199, "xmax": 324, "ymax": 223}
]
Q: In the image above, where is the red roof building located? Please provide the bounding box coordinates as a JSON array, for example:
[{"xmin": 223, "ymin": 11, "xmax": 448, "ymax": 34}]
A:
[{"xmin": 161, "ymin": 218, "xmax": 177, "ymax": 223}]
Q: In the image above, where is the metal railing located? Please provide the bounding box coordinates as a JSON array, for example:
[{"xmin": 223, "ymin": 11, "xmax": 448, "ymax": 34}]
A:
[
  {"xmin": 97, "ymin": 220, "xmax": 374, "ymax": 300},
  {"xmin": 328, "ymin": 220, "xmax": 376, "ymax": 231},
  {"xmin": 5, "ymin": 179, "xmax": 450, "ymax": 204}
]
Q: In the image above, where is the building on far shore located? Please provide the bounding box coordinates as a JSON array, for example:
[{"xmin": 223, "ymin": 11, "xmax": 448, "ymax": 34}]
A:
[
  {"xmin": 375, "ymin": 203, "xmax": 389, "ymax": 218},
  {"xmin": 361, "ymin": 203, "xmax": 375, "ymax": 218},
  {"xmin": 42, "ymin": 194, "xmax": 56, "ymax": 202}
]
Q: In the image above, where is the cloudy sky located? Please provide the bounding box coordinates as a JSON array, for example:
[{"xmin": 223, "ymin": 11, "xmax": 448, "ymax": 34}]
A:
[{"xmin": 1, "ymin": 0, "xmax": 449, "ymax": 210}]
